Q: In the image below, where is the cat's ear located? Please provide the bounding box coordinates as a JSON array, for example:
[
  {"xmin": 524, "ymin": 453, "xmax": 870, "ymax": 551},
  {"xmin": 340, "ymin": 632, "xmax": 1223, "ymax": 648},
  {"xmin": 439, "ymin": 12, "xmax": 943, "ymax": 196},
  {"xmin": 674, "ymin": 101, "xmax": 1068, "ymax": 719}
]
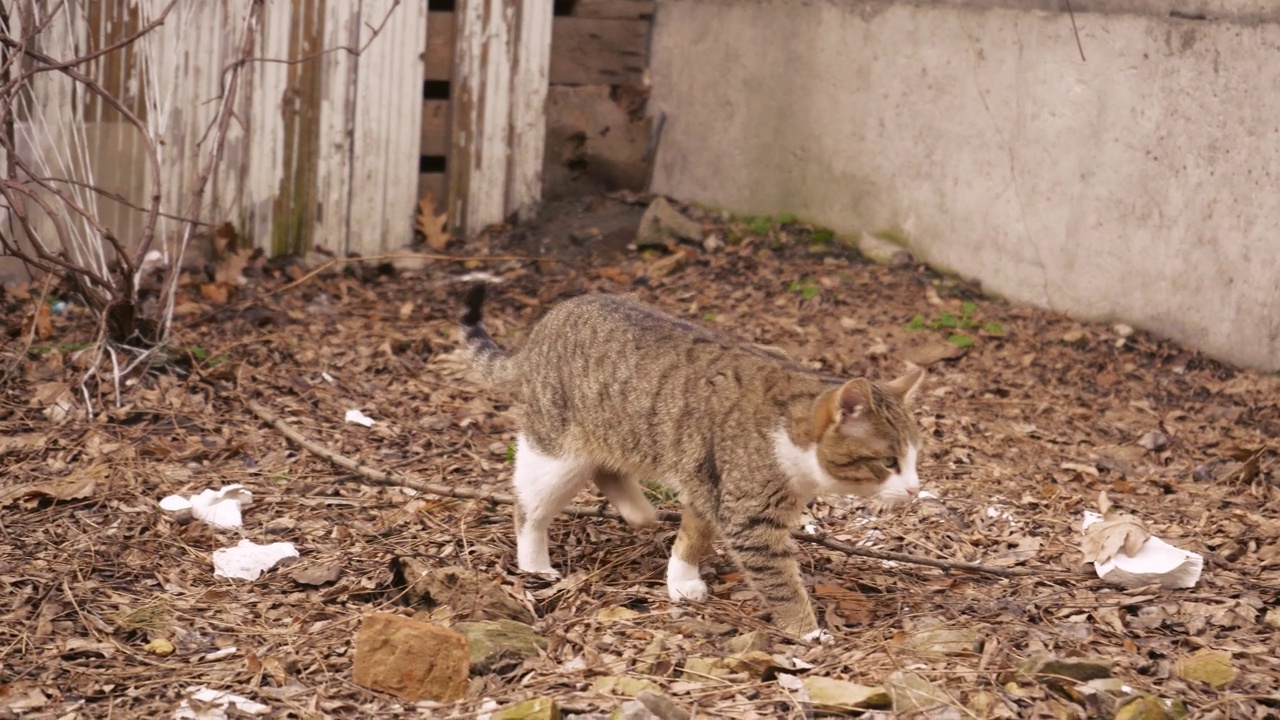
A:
[
  {"xmin": 883, "ymin": 364, "xmax": 925, "ymax": 406},
  {"xmin": 814, "ymin": 378, "xmax": 874, "ymax": 437}
]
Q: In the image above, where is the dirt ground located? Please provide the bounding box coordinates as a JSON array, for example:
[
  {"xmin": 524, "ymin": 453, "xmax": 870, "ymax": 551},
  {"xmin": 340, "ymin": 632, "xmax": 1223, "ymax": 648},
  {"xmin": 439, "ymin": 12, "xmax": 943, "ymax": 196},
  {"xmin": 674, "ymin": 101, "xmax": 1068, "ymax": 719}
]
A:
[{"xmin": 1, "ymin": 195, "xmax": 1278, "ymax": 719}]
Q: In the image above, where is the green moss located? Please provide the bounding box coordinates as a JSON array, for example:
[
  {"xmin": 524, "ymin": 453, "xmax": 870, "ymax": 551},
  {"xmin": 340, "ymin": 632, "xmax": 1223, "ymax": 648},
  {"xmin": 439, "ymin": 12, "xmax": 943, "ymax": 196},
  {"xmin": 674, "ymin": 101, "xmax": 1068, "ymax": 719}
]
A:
[
  {"xmin": 874, "ymin": 227, "xmax": 910, "ymax": 246},
  {"xmin": 810, "ymin": 228, "xmax": 835, "ymax": 245}
]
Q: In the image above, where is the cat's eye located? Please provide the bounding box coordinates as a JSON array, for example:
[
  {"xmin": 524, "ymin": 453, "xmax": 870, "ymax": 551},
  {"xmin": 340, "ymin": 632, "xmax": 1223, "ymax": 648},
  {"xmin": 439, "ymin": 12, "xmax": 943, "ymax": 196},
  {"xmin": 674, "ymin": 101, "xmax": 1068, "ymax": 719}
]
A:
[{"xmin": 882, "ymin": 457, "xmax": 899, "ymax": 470}]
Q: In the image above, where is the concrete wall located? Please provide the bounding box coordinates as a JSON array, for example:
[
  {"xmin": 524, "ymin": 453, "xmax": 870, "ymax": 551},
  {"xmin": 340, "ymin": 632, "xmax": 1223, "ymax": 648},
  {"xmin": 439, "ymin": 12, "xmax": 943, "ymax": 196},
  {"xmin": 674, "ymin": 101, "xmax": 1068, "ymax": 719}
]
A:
[{"xmin": 648, "ymin": 0, "xmax": 1280, "ymax": 371}]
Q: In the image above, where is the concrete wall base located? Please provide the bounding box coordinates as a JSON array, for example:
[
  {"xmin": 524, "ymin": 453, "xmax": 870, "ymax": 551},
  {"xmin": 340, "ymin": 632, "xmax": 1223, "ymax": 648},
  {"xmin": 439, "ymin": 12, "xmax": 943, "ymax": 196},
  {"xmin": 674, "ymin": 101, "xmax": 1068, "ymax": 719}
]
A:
[{"xmin": 649, "ymin": 0, "xmax": 1280, "ymax": 371}]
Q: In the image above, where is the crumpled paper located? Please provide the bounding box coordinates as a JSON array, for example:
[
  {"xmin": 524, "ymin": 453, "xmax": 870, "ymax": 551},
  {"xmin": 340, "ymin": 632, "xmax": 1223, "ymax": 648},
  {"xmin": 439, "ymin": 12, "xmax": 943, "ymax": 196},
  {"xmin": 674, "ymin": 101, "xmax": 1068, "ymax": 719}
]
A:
[
  {"xmin": 211, "ymin": 539, "xmax": 299, "ymax": 581},
  {"xmin": 173, "ymin": 685, "xmax": 268, "ymax": 719},
  {"xmin": 1082, "ymin": 511, "xmax": 1203, "ymax": 589},
  {"xmin": 160, "ymin": 485, "xmax": 253, "ymax": 529}
]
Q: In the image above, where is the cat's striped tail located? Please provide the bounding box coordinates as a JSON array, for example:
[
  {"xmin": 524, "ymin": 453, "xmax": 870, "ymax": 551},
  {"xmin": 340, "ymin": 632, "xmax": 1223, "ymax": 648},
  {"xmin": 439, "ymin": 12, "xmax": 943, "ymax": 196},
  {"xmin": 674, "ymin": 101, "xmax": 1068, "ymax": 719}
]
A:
[{"xmin": 460, "ymin": 284, "xmax": 514, "ymax": 385}]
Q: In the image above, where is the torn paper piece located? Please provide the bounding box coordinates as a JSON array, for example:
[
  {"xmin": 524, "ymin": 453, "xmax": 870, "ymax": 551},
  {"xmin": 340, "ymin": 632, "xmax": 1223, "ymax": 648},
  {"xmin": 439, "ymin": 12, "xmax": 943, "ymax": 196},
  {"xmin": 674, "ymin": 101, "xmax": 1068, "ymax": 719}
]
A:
[
  {"xmin": 986, "ymin": 506, "xmax": 1017, "ymax": 523},
  {"xmin": 173, "ymin": 685, "xmax": 269, "ymax": 719},
  {"xmin": 1081, "ymin": 511, "xmax": 1203, "ymax": 589},
  {"xmin": 344, "ymin": 409, "xmax": 375, "ymax": 427},
  {"xmin": 917, "ymin": 490, "xmax": 941, "ymax": 501},
  {"xmin": 212, "ymin": 539, "xmax": 299, "ymax": 581},
  {"xmin": 160, "ymin": 485, "xmax": 254, "ymax": 529}
]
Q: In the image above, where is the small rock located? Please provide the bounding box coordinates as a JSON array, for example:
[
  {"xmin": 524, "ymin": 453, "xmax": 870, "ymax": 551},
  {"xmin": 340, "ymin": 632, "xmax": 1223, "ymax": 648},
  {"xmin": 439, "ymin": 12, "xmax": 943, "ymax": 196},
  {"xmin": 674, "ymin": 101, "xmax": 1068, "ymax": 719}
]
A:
[
  {"xmin": 801, "ymin": 676, "xmax": 891, "ymax": 712},
  {"xmin": 856, "ymin": 232, "xmax": 912, "ymax": 267},
  {"xmin": 494, "ymin": 697, "xmax": 560, "ymax": 720},
  {"xmin": 702, "ymin": 234, "xmax": 725, "ymax": 253},
  {"xmin": 592, "ymin": 676, "xmax": 662, "ymax": 697},
  {"xmin": 1137, "ymin": 431, "xmax": 1170, "ymax": 452},
  {"xmin": 680, "ymin": 657, "xmax": 728, "ymax": 681},
  {"xmin": 1112, "ymin": 323, "xmax": 1135, "ymax": 338},
  {"xmin": 637, "ymin": 198, "xmax": 703, "ymax": 248},
  {"xmin": 885, "ymin": 672, "xmax": 950, "ymax": 713},
  {"xmin": 455, "ymin": 619, "xmax": 546, "ymax": 673},
  {"xmin": 902, "ymin": 626, "xmax": 981, "ymax": 655},
  {"xmin": 1019, "ymin": 655, "xmax": 1113, "ymax": 687},
  {"xmin": 1264, "ymin": 608, "xmax": 1280, "ymax": 629},
  {"xmin": 1062, "ymin": 328, "xmax": 1087, "ymax": 344},
  {"xmin": 609, "ymin": 700, "xmax": 658, "ymax": 720},
  {"xmin": 1174, "ymin": 649, "xmax": 1236, "ymax": 689},
  {"xmin": 636, "ymin": 690, "xmax": 690, "ymax": 720},
  {"xmin": 1114, "ymin": 695, "xmax": 1168, "ymax": 720},
  {"xmin": 143, "ymin": 638, "xmax": 175, "ymax": 656},
  {"xmin": 725, "ymin": 630, "xmax": 771, "ymax": 654},
  {"xmin": 352, "ymin": 613, "xmax": 468, "ymax": 702}
]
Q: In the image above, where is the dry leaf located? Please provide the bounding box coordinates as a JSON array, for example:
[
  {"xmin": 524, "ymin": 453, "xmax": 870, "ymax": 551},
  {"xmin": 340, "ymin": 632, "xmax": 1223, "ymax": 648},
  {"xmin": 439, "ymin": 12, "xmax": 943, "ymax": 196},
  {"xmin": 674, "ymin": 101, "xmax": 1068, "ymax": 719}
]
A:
[
  {"xmin": 288, "ymin": 564, "xmax": 343, "ymax": 587},
  {"xmin": 415, "ymin": 192, "xmax": 449, "ymax": 251},
  {"xmin": 212, "ymin": 222, "xmax": 254, "ymax": 285},
  {"xmin": 20, "ymin": 302, "xmax": 53, "ymax": 340},
  {"xmin": 0, "ymin": 473, "xmax": 99, "ymax": 508},
  {"xmin": 1081, "ymin": 512, "xmax": 1151, "ymax": 565},
  {"xmin": 1061, "ymin": 462, "xmax": 1099, "ymax": 477}
]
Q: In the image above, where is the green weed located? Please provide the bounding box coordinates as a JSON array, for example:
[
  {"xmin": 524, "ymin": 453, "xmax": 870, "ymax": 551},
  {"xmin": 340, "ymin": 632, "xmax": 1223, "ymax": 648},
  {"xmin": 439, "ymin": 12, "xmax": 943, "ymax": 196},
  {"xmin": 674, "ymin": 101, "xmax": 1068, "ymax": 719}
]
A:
[
  {"xmin": 787, "ymin": 278, "xmax": 821, "ymax": 299},
  {"xmin": 642, "ymin": 480, "xmax": 680, "ymax": 505},
  {"xmin": 906, "ymin": 300, "xmax": 1006, "ymax": 348}
]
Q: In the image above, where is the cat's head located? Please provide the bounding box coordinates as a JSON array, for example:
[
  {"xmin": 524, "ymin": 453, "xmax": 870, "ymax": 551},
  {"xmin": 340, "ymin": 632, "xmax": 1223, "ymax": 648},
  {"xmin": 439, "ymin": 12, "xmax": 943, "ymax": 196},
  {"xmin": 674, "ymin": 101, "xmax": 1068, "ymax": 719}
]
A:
[{"xmin": 810, "ymin": 366, "xmax": 926, "ymax": 504}]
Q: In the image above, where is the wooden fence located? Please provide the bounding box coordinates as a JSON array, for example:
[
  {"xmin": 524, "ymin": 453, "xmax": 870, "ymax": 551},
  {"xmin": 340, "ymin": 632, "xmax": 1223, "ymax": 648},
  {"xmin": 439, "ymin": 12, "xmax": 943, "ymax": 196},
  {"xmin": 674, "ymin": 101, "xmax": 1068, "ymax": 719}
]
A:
[{"xmin": 0, "ymin": 0, "xmax": 653, "ymax": 281}]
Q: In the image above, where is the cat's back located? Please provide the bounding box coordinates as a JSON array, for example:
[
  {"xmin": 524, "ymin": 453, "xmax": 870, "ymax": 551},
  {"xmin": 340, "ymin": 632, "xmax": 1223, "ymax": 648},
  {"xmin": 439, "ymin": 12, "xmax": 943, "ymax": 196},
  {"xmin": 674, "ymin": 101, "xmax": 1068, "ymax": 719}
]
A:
[{"xmin": 530, "ymin": 293, "xmax": 717, "ymax": 350}]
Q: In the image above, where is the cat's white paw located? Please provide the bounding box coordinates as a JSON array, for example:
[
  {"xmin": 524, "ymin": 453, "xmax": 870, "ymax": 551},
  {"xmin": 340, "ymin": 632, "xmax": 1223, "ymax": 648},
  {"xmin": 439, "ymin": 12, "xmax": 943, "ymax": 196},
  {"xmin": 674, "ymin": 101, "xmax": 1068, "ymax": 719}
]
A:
[
  {"xmin": 517, "ymin": 561, "xmax": 561, "ymax": 579},
  {"xmin": 801, "ymin": 627, "xmax": 835, "ymax": 645},
  {"xmin": 667, "ymin": 578, "xmax": 709, "ymax": 602},
  {"xmin": 666, "ymin": 555, "xmax": 706, "ymax": 602}
]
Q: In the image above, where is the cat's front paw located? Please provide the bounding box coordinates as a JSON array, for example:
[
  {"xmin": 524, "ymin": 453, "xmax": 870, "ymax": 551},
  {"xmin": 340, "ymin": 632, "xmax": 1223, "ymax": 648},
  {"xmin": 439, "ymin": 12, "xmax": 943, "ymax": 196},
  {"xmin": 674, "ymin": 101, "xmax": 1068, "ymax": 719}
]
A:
[
  {"xmin": 800, "ymin": 627, "xmax": 835, "ymax": 645},
  {"xmin": 667, "ymin": 577, "xmax": 709, "ymax": 602},
  {"xmin": 517, "ymin": 562, "xmax": 562, "ymax": 579}
]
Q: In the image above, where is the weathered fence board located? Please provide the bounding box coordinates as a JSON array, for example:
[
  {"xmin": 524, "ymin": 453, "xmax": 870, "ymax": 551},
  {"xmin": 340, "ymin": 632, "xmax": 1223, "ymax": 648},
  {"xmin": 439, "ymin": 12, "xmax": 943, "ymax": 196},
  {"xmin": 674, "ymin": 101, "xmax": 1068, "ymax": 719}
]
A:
[
  {"xmin": 448, "ymin": 0, "xmax": 554, "ymax": 236},
  {"xmin": 349, "ymin": 0, "xmax": 430, "ymax": 253},
  {"xmin": 2, "ymin": 0, "xmax": 427, "ymax": 269}
]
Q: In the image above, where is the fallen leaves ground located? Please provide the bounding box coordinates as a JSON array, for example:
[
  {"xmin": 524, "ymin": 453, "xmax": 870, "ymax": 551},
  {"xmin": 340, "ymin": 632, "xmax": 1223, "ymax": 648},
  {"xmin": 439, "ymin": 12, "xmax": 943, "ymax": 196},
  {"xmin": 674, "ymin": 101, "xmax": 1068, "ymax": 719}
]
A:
[{"xmin": 1, "ymin": 195, "xmax": 1279, "ymax": 718}]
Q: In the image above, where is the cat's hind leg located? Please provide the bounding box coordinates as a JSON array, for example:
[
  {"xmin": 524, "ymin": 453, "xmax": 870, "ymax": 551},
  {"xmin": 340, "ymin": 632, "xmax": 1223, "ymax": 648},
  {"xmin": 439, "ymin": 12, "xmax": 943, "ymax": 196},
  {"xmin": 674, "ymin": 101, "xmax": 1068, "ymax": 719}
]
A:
[
  {"xmin": 512, "ymin": 434, "xmax": 589, "ymax": 577},
  {"xmin": 592, "ymin": 470, "xmax": 659, "ymax": 528},
  {"xmin": 667, "ymin": 508, "xmax": 717, "ymax": 601}
]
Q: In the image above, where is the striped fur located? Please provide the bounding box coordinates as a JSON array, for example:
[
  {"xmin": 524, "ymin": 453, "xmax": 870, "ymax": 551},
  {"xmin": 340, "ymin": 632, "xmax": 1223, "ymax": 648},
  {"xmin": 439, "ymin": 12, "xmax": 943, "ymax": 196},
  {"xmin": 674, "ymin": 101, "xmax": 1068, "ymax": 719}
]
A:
[{"xmin": 460, "ymin": 290, "xmax": 925, "ymax": 638}]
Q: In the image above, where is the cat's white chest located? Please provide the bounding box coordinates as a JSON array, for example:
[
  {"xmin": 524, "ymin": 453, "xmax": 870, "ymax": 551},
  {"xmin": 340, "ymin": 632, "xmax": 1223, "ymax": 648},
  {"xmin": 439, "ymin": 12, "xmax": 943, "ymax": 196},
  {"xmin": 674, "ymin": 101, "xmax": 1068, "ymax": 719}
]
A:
[{"xmin": 771, "ymin": 426, "xmax": 839, "ymax": 499}]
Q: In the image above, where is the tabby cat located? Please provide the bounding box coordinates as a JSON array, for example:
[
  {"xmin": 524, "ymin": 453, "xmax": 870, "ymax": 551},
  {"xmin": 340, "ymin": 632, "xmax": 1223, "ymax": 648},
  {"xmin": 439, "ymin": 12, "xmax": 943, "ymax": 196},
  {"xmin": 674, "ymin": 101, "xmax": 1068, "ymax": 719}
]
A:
[{"xmin": 460, "ymin": 287, "xmax": 925, "ymax": 640}]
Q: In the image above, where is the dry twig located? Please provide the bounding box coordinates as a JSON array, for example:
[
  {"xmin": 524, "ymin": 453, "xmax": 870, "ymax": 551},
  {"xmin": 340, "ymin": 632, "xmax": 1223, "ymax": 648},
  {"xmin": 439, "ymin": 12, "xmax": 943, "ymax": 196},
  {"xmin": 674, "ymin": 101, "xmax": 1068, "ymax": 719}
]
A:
[{"xmin": 246, "ymin": 398, "xmax": 1048, "ymax": 578}]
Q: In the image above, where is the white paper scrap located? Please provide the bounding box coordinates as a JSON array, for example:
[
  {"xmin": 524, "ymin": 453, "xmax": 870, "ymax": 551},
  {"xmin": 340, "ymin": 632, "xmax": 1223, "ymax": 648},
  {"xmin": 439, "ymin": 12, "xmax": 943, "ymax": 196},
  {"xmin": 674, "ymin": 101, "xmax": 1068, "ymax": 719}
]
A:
[
  {"xmin": 344, "ymin": 409, "xmax": 375, "ymax": 427},
  {"xmin": 159, "ymin": 485, "xmax": 254, "ymax": 529},
  {"xmin": 1081, "ymin": 511, "xmax": 1203, "ymax": 589},
  {"xmin": 212, "ymin": 539, "xmax": 299, "ymax": 581},
  {"xmin": 173, "ymin": 685, "xmax": 268, "ymax": 719}
]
